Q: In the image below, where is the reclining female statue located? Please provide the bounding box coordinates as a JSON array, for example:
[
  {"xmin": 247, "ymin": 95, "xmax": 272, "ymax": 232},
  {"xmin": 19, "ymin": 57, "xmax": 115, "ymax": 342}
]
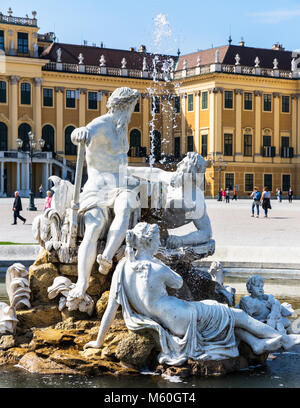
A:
[{"xmin": 84, "ymin": 222, "xmax": 300, "ymax": 365}]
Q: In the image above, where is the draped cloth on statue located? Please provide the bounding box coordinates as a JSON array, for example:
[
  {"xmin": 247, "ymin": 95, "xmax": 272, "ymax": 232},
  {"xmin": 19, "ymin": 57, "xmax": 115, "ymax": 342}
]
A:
[{"xmin": 111, "ymin": 258, "xmax": 239, "ymax": 366}]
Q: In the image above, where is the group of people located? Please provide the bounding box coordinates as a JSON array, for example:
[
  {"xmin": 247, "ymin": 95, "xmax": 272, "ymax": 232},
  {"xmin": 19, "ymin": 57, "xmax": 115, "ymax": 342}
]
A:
[
  {"xmin": 11, "ymin": 189, "xmax": 53, "ymax": 225},
  {"xmin": 219, "ymin": 187, "xmax": 238, "ymax": 203},
  {"xmin": 251, "ymin": 186, "xmax": 294, "ymax": 218},
  {"xmin": 276, "ymin": 187, "xmax": 293, "ymax": 203}
]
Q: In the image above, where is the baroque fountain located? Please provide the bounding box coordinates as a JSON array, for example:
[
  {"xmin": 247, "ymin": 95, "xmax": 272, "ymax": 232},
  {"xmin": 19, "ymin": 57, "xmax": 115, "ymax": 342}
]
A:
[{"xmin": 0, "ymin": 86, "xmax": 299, "ymax": 380}]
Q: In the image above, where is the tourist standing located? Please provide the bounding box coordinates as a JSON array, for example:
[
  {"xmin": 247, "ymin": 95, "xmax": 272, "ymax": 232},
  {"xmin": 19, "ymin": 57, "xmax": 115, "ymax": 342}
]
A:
[
  {"xmin": 12, "ymin": 191, "xmax": 26, "ymax": 225},
  {"xmin": 276, "ymin": 188, "xmax": 282, "ymax": 203},
  {"xmin": 225, "ymin": 188, "xmax": 230, "ymax": 203},
  {"xmin": 288, "ymin": 187, "xmax": 293, "ymax": 203},
  {"xmin": 39, "ymin": 184, "xmax": 44, "ymax": 198},
  {"xmin": 232, "ymin": 187, "xmax": 237, "ymax": 201},
  {"xmin": 261, "ymin": 187, "xmax": 271, "ymax": 218},
  {"xmin": 218, "ymin": 189, "xmax": 222, "ymax": 201},
  {"xmin": 221, "ymin": 188, "xmax": 226, "ymax": 202},
  {"xmin": 250, "ymin": 186, "xmax": 261, "ymax": 218},
  {"xmin": 43, "ymin": 190, "xmax": 53, "ymax": 211}
]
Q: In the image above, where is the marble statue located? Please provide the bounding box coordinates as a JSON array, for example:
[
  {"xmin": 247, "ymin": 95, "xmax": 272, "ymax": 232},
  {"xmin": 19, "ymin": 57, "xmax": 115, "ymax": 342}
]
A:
[
  {"xmin": 99, "ymin": 55, "xmax": 106, "ymax": 67},
  {"xmin": 254, "ymin": 56, "xmax": 260, "ymax": 68},
  {"xmin": 56, "ymin": 48, "xmax": 62, "ymax": 63},
  {"xmin": 0, "ymin": 303, "xmax": 18, "ymax": 335},
  {"xmin": 128, "ymin": 152, "xmax": 212, "ymax": 249},
  {"xmin": 84, "ymin": 222, "xmax": 300, "ymax": 364},
  {"xmin": 238, "ymin": 275, "xmax": 294, "ymax": 334},
  {"xmin": 67, "ymin": 87, "xmax": 141, "ymax": 302},
  {"xmin": 6, "ymin": 263, "xmax": 31, "ymax": 310},
  {"xmin": 208, "ymin": 261, "xmax": 235, "ymax": 307}
]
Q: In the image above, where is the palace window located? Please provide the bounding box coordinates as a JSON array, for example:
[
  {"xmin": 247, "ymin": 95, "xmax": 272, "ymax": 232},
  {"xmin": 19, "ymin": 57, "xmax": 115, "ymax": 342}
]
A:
[
  {"xmin": 245, "ymin": 174, "xmax": 254, "ymax": 192},
  {"xmin": 152, "ymin": 96, "xmax": 160, "ymax": 114},
  {"xmin": 42, "ymin": 125, "xmax": 55, "ymax": 152},
  {"xmin": 43, "ymin": 88, "xmax": 53, "ymax": 107},
  {"xmin": 263, "ymin": 135, "xmax": 271, "ymax": 147},
  {"xmin": 243, "ymin": 134, "xmax": 252, "ymax": 156},
  {"xmin": 174, "ymin": 96, "xmax": 180, "ymax": 113},
  {"xmin": 187, "ymin": 94, "xmax": 194, "ymax": 111},
  {"xmin": 225, "ymin": 173, "xmax": 234, "ymax": 190},
  {"xmin": 88, "ymin": 92, "xmax": 98, "ymax": 110},
  {"xmin": 224, "ymin": 91, "xmax": 233, "ymax": 109},
  {"xmin": 0, "ymin": 31, "xmax": 4, "ymax": 51},
  {"xmin": 20, "ymin": 83, "xmax": 31, "ymax": 105},
  {"xmin": 201, "ymin": 91, "xmax": 208, "ymax": 109},
  {"xmin": 264, "ymin": 174, "xmax": 272, "ymax": 191},
  {"xmin": 17, "ymin": 33, "xmax": 28, "ymax": 54},
  {"xmin": 201, "ymin": 134, "xmax": 208, "ymax": 157},
  {"xmin": 282, "ymin": 96, "xmax": 290, "ymax": 113},
  {"xmin": 244, "ymin": 92, "xmax": 253, "ymax": 110},
  {"xmin": 66, "ymin": 90, "xmax": 76, "ymax": 108},
  {"xmin": 0, "ymin": 81, "xmax": 6, "ymax": 103},
  {"xmin": 263, "ymin": 94, "xmax": 272, "ymax": 111},
  {"xmin": 224, "ymin": 133, "xmax": 233, "ymax": 156},
  {"xmin": 134, "ymin": 98, "xmax": 140, "ymax": 112},
  {"xmin": 0, "ymin": 122, "xmax": 8, "ymax": 151},
  {"xmin": 174, "ymin": 137, "xmax": 181, "ymax": 158},
  {"xmin": 282, "ymin": 174, "xmax": 290, "ymax": 192},
  {"xmin": 187, "ymin": 136, "xmax": 194, "ymax": 152},
  {"xmin": 65, "ymin": 126, "xmax": 76, "ymax": 155}
]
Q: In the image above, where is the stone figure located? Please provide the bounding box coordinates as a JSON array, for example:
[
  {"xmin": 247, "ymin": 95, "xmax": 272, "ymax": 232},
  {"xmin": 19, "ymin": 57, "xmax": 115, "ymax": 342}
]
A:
[
  {"xmin": 6, "ymin": 263, "xmax": 31, "ymax": 310},
  {"xmin": 84, "ymin": 222, "xmax": 300, "ymax": 364},
  {"xmin": 0, "ymin": 303, "xmax": 18, "ymax": 335},
  {"xmin": 56, "ymin": 48, "xmax": 62, "ymax": 63},
  {"xmin": 67, "ymin": 87, "xmax": 140, "ymax": 302},
  {"xmin": 235, "ymin": 54, "xmax": 240, "ymax": 65},
  {"xmin": 78, "ymin": 53, "xmax": 84, "ymax": 65},
  {"xmin": 99, "ymin": 55, "xmax": 106, "ymax": 67},
  {"xmin": 238, "ymin": 275, "xmax": 294, "ymax": 334},
  {"xmin": 128, "ymin": 152, "xmax": 212, "ymax": 249},
  {"xmin": 254, "ymin": 57, "xmax": 260, "ymax": 68},
  {"xmin": 208, "ymin": 261, "xmax": 235, "ymax": 307}
]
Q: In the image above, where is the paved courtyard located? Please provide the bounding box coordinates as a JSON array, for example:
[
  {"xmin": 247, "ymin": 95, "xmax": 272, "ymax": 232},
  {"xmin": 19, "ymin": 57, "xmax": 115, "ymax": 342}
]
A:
[{"xmin": 0, "ymin": 196, "xmax": 299, "ymax": 248}]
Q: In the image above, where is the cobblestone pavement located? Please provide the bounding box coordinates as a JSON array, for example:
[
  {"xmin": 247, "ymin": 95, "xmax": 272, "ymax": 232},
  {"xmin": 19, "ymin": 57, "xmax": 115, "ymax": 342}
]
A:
[{"xmin": 0, "ymin": 197, "xmax": 299, "ymax": 247}]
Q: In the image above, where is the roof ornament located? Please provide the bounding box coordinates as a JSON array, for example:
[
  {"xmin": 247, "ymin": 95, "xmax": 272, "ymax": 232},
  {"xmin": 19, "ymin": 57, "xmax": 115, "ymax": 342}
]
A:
[
  {"xmin": 215, "ymin": 49, "xmax": 220, "ymax": 64},
  {"xmin": 291, "ymin": 58, "xmax": 296, "ymax": 72},
  {"xmin": 273, "ymin": 58, "xmax": 278, "ymax": 69},
  {"xmin": 254, "ymin": 56, "xmax": 260, "ymax": 68},
  {"xmin": 56, "ymin": 48, "xmax": 62, "ymax": 63},
  {"xmin": 235, "ymin": 53, "xmax": 240, "ymax": 66},
  {"xmin": 142, "ymin": 57, "xmax": 148, "ymax": 71},
  {"xmin": 197, "ymin": 56, "xmax": 201, "ymax": 67},
  {"xmin": 121, "ymin": 57, "xmax": 127, "ymax": 69},
  {"xmin": 99, "ymin": 54, "xmax": 106, "ymax": 67},
  {"xmin": 32, "ymin": 10, "xmax": 37, "ymax": 19},
  {"xmin": 183, "ymin": 59, "xmax": 187, "ymax": 70},
  {"xmin": 7, "ymin": 7, "xmax": 13, "ymax": 16},
  {"xmin": 78, "ymin": 53, "xmax": 84, "ymax": 65}
]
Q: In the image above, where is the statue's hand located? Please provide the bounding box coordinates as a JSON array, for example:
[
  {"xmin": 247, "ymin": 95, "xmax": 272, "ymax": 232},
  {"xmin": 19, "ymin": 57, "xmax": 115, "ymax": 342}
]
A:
[
  {"xmin": 166, "ymin": 235, "xmax": 183, "ymax": 249},
  {"xmin": 71, "ymin": 127, "xmax": 90, "ymax": 146},
  {"xmin": 83, "ymin": 341, "xmax": 101, "ymax": 350}
]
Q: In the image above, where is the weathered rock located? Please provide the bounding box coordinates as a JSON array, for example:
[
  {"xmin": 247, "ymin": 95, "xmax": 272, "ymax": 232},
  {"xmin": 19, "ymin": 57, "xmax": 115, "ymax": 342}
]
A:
[
  {"xmin": 29, "ymin": 263, "xmax": 59, "ymax": 304},
  {"xmin": 96, "ymin": 291, "xmax": 110, "ymax": 319},
  {"xmin": 16, "ymin": 305, "xmax": 61, "ymax": 329},
  {"xmin": 30, "ymin": 329, "xmax": 78, "ymax": 348},
  {"xmin": 18, "ymin": 351, "xmax": 81, "ymax": 374},
  {"xmin": 86, "ymin": 275, "xmax": 102, "ymax": 296},
  {"xmin": 238, "ymin": 341, "xmax": 269, "ymax": 366},
  {"xmin": 116, "ymin": 330, "xmax": 157, "ymax": 368},
  {"xmin": 59, "ymin": 264, "xmax": 78, "ymax": 276},
  {"xmin": 0, "ymin": 335, "xmax": 15, "ymax": 350},
  {"xmin": 32, "ymin": 248, "xmax": 50, "ymax": 267},
  {"xmin": 0, "ymin": 347, "xmax": 28, "ymax": 366}
]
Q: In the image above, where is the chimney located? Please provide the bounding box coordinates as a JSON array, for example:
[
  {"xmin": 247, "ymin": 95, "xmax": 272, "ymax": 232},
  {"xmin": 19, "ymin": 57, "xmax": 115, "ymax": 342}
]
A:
[
  {"xmin": 239, "ymin": 38, "xmax": 245, "ymax": 47},
  {"xmin": 272, "ymin": 43, "xmax": 285, "ymax": 51},
  {"xmin": 129, "ymin": 47, "xmax": 135, "ymax": 52},
  {"xmin": 138, "ymin": 45, "xmax": 146, "ymax": 53}
]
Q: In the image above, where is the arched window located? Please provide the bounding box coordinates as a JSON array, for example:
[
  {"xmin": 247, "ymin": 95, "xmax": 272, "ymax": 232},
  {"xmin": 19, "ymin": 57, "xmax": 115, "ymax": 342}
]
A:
[
  {"xmin": 152, "ymin": 130, "xmax": 161, "ymax": 162},
  {"xmin": 0, "ymin": 122, "xmax": 7, "ymax": 151},
  {"xmin": 130, "ymin": 129, "xmax": 141, "ymax": 147},
  {"xmin": 18, "ymin": 123, "xmax": 32, "ymax": 151},
  {"xmin": 65, "ymin": 126, "xmax": 76, "ymax": 155},
  {"xmin": 42, "ymin": 125, "xmax": 55, "ymax": 152}
]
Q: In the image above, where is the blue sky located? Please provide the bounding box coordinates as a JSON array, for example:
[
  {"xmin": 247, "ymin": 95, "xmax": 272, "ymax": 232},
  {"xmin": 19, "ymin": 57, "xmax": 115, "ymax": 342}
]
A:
[{"xmin": 1, "ymin": 0, "xmax": 300, "ymax": 55}]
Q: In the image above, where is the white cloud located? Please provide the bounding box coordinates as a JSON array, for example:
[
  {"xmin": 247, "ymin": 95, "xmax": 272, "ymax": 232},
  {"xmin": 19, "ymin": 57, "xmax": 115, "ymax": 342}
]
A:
[{"xmin": 251, "ymin": 8, "xmax": 300, "ymax": 23}]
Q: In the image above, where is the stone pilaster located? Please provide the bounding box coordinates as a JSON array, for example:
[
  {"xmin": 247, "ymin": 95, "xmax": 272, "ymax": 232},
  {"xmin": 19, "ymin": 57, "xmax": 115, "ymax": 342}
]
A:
[
  {"xmin": 55, "ymin": 87, "xmax": 65, "ymax": 153},
  {"xmin": 78, "ymin": 88, "xmax": 87, "ymax": 127},
  {"xmin": 194, "ymin": 91, "xmax": 200, "ymax": 153},
  {"xmin": 234, "ymin": 89, "xmax": 243, "ymax": 157},
  {"xmin": 180, "ymin": 94, "xmax": 187, "ymax": 154},
  {"xmin": 254, "ymin": 90, "xmax": 262, "ymax": 156},
  {"xmin": 142, "ymin": 94, "xmax": 150, "ymax": 153},
  {"xmin": 9, "ymin": 76, "xmax": 20, "ymax": 149},
  {"xmin": 273, "ymin": 92, "xmax": 281, "ymax": 156},
  {"xmin": 33, "ymin": 77, "xmax": 43, "ymax": 140}
]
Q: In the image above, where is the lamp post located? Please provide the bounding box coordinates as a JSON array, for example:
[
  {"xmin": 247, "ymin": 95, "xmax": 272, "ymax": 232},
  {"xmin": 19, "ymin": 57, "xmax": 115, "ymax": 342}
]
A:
[
  {"xmin": 16, "ymin": 131, "xmax": 45, "ymax": 211},
  {"xmin": 207, "ymin": 153, "xmax": 227, "ymax": 200}
]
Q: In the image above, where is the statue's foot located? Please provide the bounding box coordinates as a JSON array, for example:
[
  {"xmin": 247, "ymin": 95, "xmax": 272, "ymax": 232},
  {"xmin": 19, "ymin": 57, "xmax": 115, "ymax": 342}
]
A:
[
  {"xmin": 67, "ymin": 284, "xmax": 86, "ymax": 301},
  {"xmin": 252, "ymin": 335, "xmax": 283, "ymax": 355},
  {"xmin": 83, "ymin": 341, "xmax": 101, "ymax": 350},
  {"xmin": 281, "ymin": 334, "xmax": 300, "ymax": 350},
  {"xmin": 97, "ymin": 254, "xmax": 112, "ymax": 275}
]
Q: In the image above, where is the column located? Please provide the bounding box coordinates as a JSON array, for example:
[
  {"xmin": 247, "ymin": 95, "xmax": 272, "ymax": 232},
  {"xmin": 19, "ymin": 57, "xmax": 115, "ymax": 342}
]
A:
[
  {"xmin": 78, "ymin": 88, "xmax": 87, "ymax": 127},
  {"xmin": 42, "ymin": 162, "xmax": 49, "ymax": 192},
  {"xmin": 0, "ymin": 161, "xmax": 4, "ymax": 196},
  {"xmin": 273, "ymin": 92, "xmax": 280, "ymax": 156},
  {"xmin": 254, "ymin": 91, "xmax": 262, "ymax": 156},
  {"xmin": 208, "ymin": 88, "xmax": 215, "ymax": 154},
  {"xmin": 33, "ymin": 77, "xmax": 43, "ymax": 139},
  {"xmin": 9, "ymin": 76, "xmax": 20, "ymax": 149},
  {"xmin": 235, "ymin": 89, "xmax": 243, "ymax": 158},
  {"xmin": 16, "ymin": 161, "xmax": 20, "ymax": 191},
  {"xmin": 100, "ymin": 91, "xmax": 108, "ymax": 116},
  {"xmin": 214, "ymin": 88, "xmax": 223, "ymax": 154},
  {"xmin": 142, "ymin": 95, "xmax": 150, "ymax": 153},
  {"xmin": 297, "ymin": 96, "xmax": 300, "ymax": 156},
  {"xmin": 194, "ymin": 91, "xmax": 200, "ymax": 153},
  {"xmin": 180, "ymin": 94, "xmax": 186, "ymax": 154},
  {"xmin": 291, "ymin": 95, "xmax": 297, "ymax": 155},
  {"xmin": 162, "ymin": 96, "xmax": 172, "ymax": 155},
  {"xmin": 55, "ymin": 87, "xmax": 64, "ymax": 153}
]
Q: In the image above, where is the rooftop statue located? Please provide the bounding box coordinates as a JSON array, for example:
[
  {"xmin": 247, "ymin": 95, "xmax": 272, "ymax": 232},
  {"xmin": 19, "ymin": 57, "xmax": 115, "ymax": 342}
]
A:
[{"xmin": 84, "ymin": 222, "xmax": 300, "ymax": 364}]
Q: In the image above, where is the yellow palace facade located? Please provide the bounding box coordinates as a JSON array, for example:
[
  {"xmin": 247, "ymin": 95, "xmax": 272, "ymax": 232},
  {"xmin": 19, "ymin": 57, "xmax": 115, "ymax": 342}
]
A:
[{"xmin": 0, "ymin": 9, "xmax": 299, "ymax": 198}]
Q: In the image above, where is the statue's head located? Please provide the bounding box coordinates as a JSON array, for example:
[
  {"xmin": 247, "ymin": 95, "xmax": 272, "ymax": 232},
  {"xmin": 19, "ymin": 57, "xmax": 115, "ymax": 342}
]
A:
[
  {"xmin": 208, "ymin": 260, "xmax": 224, "ymax": 284},
  {"xmin": 246, "ymin": 275, "xmax": 264, "ymax": 297},
  {"xmin": 49, "ymin": 176, "xmax": 74, "ymax": 219},
  {"xmin": 107, "ymin": 87, "xmax": 140, "ymax": 114},
  {"xmin": 126, "ymin": 222, "xmax": 160, "ymax": 257},
  {"xmin": 170, "ymin": 152, "xmax": 206, "ymax": 188}
]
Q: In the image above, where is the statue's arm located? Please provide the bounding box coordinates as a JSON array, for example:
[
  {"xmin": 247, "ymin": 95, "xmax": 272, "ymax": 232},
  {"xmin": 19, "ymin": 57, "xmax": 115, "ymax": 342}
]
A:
[
  {"xmin": 163, "ymin": 266, "xmax": 183, "ymax": 290},
  {"xmin": 128, "ymin": 166, "xmax": 172, "ymax": 184}
]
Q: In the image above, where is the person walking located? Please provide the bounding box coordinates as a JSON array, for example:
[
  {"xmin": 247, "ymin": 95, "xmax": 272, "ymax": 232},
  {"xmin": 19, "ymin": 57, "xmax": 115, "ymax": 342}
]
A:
[
  {"xmin": 232, "ymin": 187, "xmax": 237, "ymax": 201},
  {"xmin": 261, "ymin": 187, "xmax": 272, "ymax": 218},
  {"xmin": 43, "ymin": 190, "xmax": 53, "ymax": 211},
  {"xmin": 39, "ymin": 184, "xmax": 44, "ymax": 198},
  {"xmin": 218, "ymin": 189, "xmax": 222, "ymax": 201},
  {"xmin": 250, "ymin": 186, "xmax": 261, "ymax": 218},
  {"xmin": 221, "ymin": 188, "xmax": 226, "ymax": 202},
  {"xmin": 225, "ymin": 188, "xmax": 230, "ymax": 203},
  {"xmin": 276, "ymin": 188, "xmax": 282, "ymax": 203},
  {"xmin": 288, "ymin": 187, "xmax": 293, "ymax": 203},
  {"xmin": 12, "ymin": 191, "xmax": 26, "ymax": 225}
]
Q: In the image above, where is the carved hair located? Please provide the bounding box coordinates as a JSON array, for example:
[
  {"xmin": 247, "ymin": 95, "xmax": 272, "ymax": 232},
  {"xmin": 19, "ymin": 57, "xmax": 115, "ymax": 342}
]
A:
[
  {"xmin": 246, "ymin": 275, "xmax": 264, "ymax": 294},
  {"xmin": 107, "ymin": 87, "xmax": 140, "ymax": 112},
  {"xmin": 125, "ymin": 222, "xmax": 160, "ymax": 261},
  {"xmin": 178, "ymin": 152, "xmax": 207, "ymax": 174}
]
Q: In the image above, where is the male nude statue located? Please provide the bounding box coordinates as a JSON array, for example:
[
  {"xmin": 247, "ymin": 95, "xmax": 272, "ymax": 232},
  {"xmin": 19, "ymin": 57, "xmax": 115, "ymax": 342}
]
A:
[{"xmin": 67, "ymin": 87, "xmax": 140, "ymax": 301}]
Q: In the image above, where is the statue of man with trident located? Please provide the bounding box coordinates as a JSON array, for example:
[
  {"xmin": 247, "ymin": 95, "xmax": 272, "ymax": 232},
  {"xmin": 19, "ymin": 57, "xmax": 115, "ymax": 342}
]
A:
[{"xmin": 67, "ymin": 87, "xmax": 141, "ymax": 302}]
